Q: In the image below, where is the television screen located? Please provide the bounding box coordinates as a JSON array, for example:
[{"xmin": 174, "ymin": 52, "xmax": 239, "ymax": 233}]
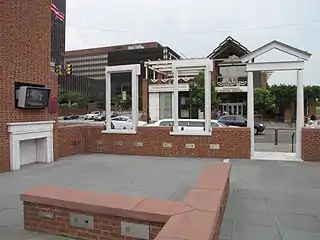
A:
[{"xmin": 25, "ymin": 88, "xmax": 50, "ymax": 108}]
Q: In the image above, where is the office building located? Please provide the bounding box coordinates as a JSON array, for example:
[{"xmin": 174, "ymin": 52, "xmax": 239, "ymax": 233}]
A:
[
  {"xmin": 51, "ymin": 0, "xmax": 66, "ymax": 68},
  {"xmin": 65, "ymin": 42, "xmax": 181, "ymax": 81}
]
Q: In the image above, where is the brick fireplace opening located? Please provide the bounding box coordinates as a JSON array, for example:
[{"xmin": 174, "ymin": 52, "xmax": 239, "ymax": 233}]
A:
[{"xmin": 7, "ymin": 121, "xmax": 54, "ymax": 171}]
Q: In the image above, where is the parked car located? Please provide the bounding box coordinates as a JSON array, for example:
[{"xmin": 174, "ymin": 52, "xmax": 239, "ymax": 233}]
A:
[
  {"xmin": 103, "ymin": 116, "xmax": 148, "ymax": 130},
  {"xmin": 217, "ymin": 115, "xmax": 265, "ymax": 135},
  {"xmin": 63, "ymin": 114, "xmax": 80, "ymax": 120},
  {"xmin": 94, "ymin": 112, "xmax": 119, "ymax": 121},
  {"xmin": 305, "ymin": 119, "xmax": 320, "ymax": 128},
  {"xmin": 84, "ymin": 111, "xmax": 101, "ymax": 120},
  {"xmin": 145, "ymin": 118, "xmax": 238, "ymax": 132}
]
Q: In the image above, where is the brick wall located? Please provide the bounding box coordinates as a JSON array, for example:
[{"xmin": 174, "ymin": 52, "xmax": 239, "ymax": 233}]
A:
[
  {"xmin": 21, "ymin": 163, "xmax": 231, "ymax": 240},
  {"xmin": 302, "ymin": 128, "xmax": 320, "ymax": 161},
  {"xmin": 0, "ymin": 0, "xmax": 58, "ymax": 172},
  {"xmin": 24, "ymin": 202, "xmax": 163, "ymax": 240},
  {"xmin": 57, "ymin": 125, "xmax": 250, "ymax": 159}
]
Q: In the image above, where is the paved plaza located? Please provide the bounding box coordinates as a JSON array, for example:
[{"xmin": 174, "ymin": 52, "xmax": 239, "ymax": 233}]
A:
[{"xmin": 0, "ymin": 154, "xmax": 320, "ymax": 239}]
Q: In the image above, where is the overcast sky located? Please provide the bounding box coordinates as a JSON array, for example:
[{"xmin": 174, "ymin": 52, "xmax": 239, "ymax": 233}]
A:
[{"xmin": 66, "ymin": 0, "xmax": 320, "ymax": 85}]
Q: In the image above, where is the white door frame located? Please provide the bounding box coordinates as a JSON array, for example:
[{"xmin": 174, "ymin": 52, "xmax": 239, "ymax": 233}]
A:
[
  {"xmin": 103, "ymin": 64, "xmax": 141, "ymax": 134},
  {"xmin": 239, "ymin": 40, "xmax": 311, "ymax": 161}
]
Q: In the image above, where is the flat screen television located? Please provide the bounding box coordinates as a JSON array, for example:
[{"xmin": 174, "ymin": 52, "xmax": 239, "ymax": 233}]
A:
[{"xmin": 17, "ymin": 86, "xmax": 51, "ymax": 109}]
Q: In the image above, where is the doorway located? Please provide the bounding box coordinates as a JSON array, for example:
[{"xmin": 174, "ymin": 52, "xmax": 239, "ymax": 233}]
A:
[{"xmin": 219, "ymin": 103, "xmax": 245, "ymax": 115}]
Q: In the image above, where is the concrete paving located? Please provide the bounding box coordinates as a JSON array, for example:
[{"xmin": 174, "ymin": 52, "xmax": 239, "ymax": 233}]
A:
[
  {"xmin": 0, "ymin": 154, "xmax": 221, "ymax": 239},
  {"xmin": 255, "ymin": 143, "xmax": 295, "ymax": 152},
  {"xmin": 220, "ymin": 159, "xmax": 320, "ymax": 240},
  {"xmin": 0, "ymin": 154, "xmax": 320, "ymax": 240}
]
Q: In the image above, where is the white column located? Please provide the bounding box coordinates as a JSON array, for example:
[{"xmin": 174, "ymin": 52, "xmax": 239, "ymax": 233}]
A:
[
  {"xmin": 172, "ymin": 68, "xmax": 179, "ymax": 131},
  {"xmin": 145, "ymin": 65, "xmax": 148, "ymax": 79},
  {"xmin": 131, "ymin": 70, "xmax": 138, "ymax": 131},
  {"xmin": 247, "ymin": 64, "xmax": 255, "ymax": 159},
  {"xmin": 105, "ymin": 70, "xmax": 112, "ymax": 130},
  {"xmin": 295, "ymin": 70, "xmax": 304, "ymax": 160},
  {"xmin": 204, "ymin": 69, "xmax": 211, "ymax": 132}
]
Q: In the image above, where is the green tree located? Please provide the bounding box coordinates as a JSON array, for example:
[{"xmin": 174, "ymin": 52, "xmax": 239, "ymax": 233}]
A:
[
  {"xmin": 76, "ymin": 95, "xmax": 89, "ymax": 108},
  {"xmin": 254, "ymin": 88, "xmax": 276, "ymax": 114},
  {"xmin": 59, "ymin": 91, "xmax": 89, "ymax": 109},
  {"xmin": 112, "ymin": 93, "xmax": 132, "ymax": 111},
  {"xmin": 268, "ymin": 84, "xmax": 296, "ymax": 109},
  {"xmin": 189, "ymin": 72, "xmax": 220, "ymax": 112},
  {"xmin": 59, "ymin": 91, "xmax": 80, "ymax": 106}
]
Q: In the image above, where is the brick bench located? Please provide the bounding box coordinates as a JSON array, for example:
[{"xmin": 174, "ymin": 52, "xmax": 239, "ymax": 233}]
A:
[{"xmin": 21, "ymin": 162, "xmax": 231, "ymax": 240}]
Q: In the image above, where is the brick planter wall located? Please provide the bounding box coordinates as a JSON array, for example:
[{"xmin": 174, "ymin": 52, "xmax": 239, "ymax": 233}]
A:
[
  {"xmin": 58, "ymin": 125, "xmax": 250, "ymax": 159},
  {"xmin": 21, "ymin": 163, "xmax": 231, "ymax": 240},
  {"xmin": 302, "ymin": 128, "xmax": 320, "ymax": 161}
]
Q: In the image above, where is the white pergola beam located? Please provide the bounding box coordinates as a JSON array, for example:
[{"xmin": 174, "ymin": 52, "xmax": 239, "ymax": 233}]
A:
[
  {"xmin": 246, "ymin": 61, "xmax": 304, "ymax": 72},
  {"xmin": 104, "ymin": 64, "xmax": 140, "ymax": 134}
]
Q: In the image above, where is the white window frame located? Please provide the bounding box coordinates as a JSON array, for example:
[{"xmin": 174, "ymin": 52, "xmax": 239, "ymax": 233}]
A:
[
  {"xmin": 102, "ymin": 64, "xmax": 140, "ymax": 134},
  {"xmin": 170, "ymin": 59, "xmax": 213, "ymax": 136}
]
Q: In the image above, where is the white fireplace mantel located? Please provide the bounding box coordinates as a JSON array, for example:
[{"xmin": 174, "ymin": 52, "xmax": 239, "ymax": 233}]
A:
[{"xmin": 7, "ymin": 121, "xmax": 54, "ymax": 171}]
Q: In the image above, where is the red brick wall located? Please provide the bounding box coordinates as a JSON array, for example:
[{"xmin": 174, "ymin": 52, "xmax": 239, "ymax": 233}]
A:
[
  {"xmin": 58, "ymin": 125, "xmax": 250, "ymax": 159},
  {"xmin": 24, "ymin": 202, "xmax": 163, "ymax": 240},
  {"xmin": 58, "ymin": 126, "xmax": 87, "ymax": 158},
  {"xmin": 0, "ymin": 0, "xmax": 58, "ymax": 172},
  {"xmin": 302, "ymin": 128, "xmax": 320, "ymax": 161}
]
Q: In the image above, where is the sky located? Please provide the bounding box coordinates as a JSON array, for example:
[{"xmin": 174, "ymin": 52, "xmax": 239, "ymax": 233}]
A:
[{"xmin": 65, "ymin": 0, "xmax": 320, "ymax": 86}]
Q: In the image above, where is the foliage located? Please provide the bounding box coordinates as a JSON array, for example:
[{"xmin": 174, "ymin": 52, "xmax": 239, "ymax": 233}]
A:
[
  {"xmin": 58, "ymin": 91, "xmax": 89, "ymax": 108},
  {"xmin": 268, "ymin": 84, "xmax": 320, "ymax": 108},
  {"xmin": 60, "ymin": 103, "xmax": 69, "ymax": 108},
  {"xmin": 112, "ymin": 93, "xmax": 132, "ymax": 111},
  {"xmin": 59, "ymin": 91, "xmax": 79, "ymax": 104},
  {"xmin": 254, "ymin": 88, "xmax": 276, "ymax": 113},
  {"xmin": 189, "ymin": 72, "xmax": 220, "ymax": 111},
  {"xmin": 70, "ymin": 103, "xmax": 79, "ymax": 109},
  {"xmin": 268, "ymin": 84, "xmax": 296, "ymax": 108},
  {"xmin": 75, "ymin": 95, "xmax": 89, "ymax": 108},
  {"xmin": 304, "ymin": 85, "xmax": 320, "ymax": 101}
]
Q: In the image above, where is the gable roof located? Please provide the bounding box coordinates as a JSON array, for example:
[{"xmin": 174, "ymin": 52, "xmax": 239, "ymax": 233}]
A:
[
  {"xmin": 240, "ymin": 40, "xmax": 312, "ymax": 63},
  {"xmin": 207, "ymin": 36, "xmax": 250, "ymax": 59}
]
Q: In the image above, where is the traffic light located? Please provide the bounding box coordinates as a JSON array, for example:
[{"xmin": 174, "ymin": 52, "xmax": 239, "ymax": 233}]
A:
[
  {"xmin": 54, "ymin": 64, "xmax": 61, "ymax": 73},
  {"xmin": 66, "ymin": 63, "xmax": 72, "ymax": 75}
]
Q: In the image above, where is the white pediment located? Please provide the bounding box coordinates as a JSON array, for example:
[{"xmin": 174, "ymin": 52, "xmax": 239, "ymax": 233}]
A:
[{"xmin": 240, "ymin": 40, "xmax": 311, "ymax": 63}]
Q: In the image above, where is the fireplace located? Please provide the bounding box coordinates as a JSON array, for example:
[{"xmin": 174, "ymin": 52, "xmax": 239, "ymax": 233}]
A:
[{"xmin": 7, "ymin": 121, "xmax": 54, "ymax": 171}]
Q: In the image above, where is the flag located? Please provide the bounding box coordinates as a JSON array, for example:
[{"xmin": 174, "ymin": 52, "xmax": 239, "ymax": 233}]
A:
[{"xmin": 51, "ymin": 3, "xmax": 64, "ymax": 22}]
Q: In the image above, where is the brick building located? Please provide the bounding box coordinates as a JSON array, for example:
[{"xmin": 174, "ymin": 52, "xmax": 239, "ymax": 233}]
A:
[
  {"xmin": 144, "ymin": 37, "xmax": 271, "ymax": 121},
  {"xmin": 0, "ymin": 0, "xmax": 58, "ymax": 172}
]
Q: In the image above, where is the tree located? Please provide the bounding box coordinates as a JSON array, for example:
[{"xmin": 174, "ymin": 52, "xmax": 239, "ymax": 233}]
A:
[
  {"xmin": 268, "ymin": 84, "xmax": 296, "ymax": 109},
  {"xmin": 112, "ymin": 93, "xmax": 132, "ymax": 111},
  {"xmin": 59, "ymin": 91, "xmax": 89, "ymax": 109},
  {"xmin": 189, "ymin": 72, "xmax": 220, "ymax": 112},
  {"xmin": 59, "ymin": 91, "xmax": 80, "ymax": 106},
  {"xmin": 254, "ymin": 88, "xmax": 276, "ymax": 114}
]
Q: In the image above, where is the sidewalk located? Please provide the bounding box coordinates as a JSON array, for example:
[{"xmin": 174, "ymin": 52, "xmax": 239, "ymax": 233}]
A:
[
  {"xmin": 264, "ymin": 121, "xmax": 294, "ymax": 129},
  {"xmin": 255, "ymin": 143, "xmax": 294, "ymax": 152}
]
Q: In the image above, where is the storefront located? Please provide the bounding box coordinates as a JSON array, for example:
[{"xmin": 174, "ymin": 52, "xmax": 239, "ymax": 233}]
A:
[{"xmin": 148, "ymin": 83, "xmax": 190, "ymax": 121}]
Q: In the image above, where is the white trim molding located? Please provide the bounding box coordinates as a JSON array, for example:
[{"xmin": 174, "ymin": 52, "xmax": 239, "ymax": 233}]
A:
[
  {"xmin": 240, "ymin": 40, "xmax": 312, "ymax": 63},
  {"xmin": 7, "ymin": 121, "xmax": 54, "ymax": 171},
  {"xmin": 246, "ymin": 61, "xmax": 305, "ymax": 72},
  {"xmin": 104, "ymin": 64, "xmax": 140, "ymax": 134}
]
